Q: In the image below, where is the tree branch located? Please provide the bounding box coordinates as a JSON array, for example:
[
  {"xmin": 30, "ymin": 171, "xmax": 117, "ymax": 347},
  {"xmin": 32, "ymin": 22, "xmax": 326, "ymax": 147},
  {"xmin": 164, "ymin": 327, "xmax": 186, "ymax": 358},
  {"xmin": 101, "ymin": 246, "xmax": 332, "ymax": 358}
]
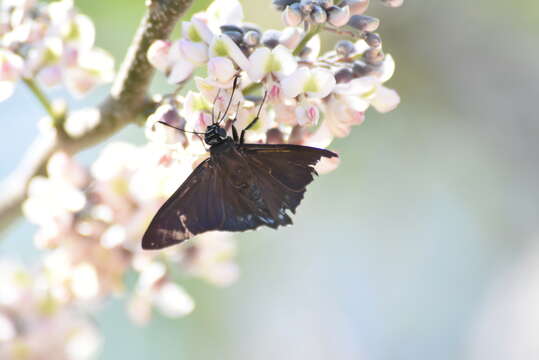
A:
[{"xmin": 0, "ymin": 0, "xmax": 193, "ymax": 234}]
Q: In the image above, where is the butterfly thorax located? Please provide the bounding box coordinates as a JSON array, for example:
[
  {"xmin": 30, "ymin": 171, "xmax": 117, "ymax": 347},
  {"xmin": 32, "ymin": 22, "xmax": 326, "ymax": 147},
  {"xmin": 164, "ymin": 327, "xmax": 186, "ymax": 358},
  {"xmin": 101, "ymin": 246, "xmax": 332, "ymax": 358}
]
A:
[{"xmin": 204, "ymin": 124, "xmax": 229, "ymax": 146}]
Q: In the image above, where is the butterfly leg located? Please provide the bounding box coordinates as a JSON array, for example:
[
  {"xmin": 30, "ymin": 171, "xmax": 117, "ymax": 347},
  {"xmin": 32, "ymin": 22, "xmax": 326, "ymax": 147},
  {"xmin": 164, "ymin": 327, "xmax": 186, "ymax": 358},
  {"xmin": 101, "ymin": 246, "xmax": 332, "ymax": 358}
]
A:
[
  {"xmin": 240, "ymin": 116, "xmax": 258, "ymax": 144},
  {"xmin": 240, "ymin": 91, "xmax": 268, "ymax": 144},
  {"xmin": 232, "ymin": 125, "xmax": 239, "ymax": 142}
]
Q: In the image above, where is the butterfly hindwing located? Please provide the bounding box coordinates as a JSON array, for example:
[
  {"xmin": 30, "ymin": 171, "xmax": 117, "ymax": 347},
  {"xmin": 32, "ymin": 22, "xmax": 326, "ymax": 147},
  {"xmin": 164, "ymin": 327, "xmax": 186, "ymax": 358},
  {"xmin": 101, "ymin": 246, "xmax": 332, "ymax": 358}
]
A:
[
  {"xmin": 240, "ymin": 143, "xmax": 337, "ymax": 191},
  {"xmin": 238, "ymin": 143, "xmax": 337, "ymax": 219}
]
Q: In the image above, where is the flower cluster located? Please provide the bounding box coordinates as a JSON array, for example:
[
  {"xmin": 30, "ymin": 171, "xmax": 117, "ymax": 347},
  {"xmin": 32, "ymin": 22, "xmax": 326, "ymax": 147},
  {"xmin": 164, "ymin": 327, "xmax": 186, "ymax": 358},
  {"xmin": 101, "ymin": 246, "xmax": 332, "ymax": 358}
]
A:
[
  {"xmin": 0, "ymin": 0, "xmax": 114, "ymax": 101},
  {"xmin": 0, "ymin": 259, "xmax": 102, "ymax": 359},
  {"xmin": 2, "ymin": 0, "xmax": 403, "ymax": 356},
  {"xmin": 147, "ymin": 0, "xmax": 400, "ymax": 162},
  {"xmin": 22, "ymin": 145, "xmax": 239, "ymax": 328}
]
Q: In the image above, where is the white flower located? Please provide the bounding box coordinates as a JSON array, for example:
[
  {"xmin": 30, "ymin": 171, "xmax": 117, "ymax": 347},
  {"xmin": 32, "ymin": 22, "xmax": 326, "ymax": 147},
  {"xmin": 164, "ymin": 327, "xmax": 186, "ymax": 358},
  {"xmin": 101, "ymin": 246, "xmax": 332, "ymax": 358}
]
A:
[
  {"xmin": 182, "ymin": 17, "xmax": 214, "ymax": 44},
  {"xmin": 167, "ymin": 39, "xmax": 208, "ymax": 83},
  {"xmin": 145, "ymin": 103, "xmax": 187, "ymax": 147},
  {"xmin": 0, "ymin": 49, "xmax": 24, "ymax": 101},
  {"xmin": 182, "ymin": 89, "xmax": 213, "ymax": 132},
  {"xmin": 207, "ymin": 56, "xmax": 236, "ymax": 84},
  {"xmin": 205, "ymin": 0, "xmax": 244, "ymax": 31},
  {"xmin": 247, "ymin": 44, "xmax": 297, "ymax": 82},
  {"xmin": 281, "ymin": 66, "xmax": 336, "ymax": 99},
  {"xmin": 153, "ymin": 282, "xmax": 195, "ymax": 318},
  {"xmin": 194, "ymin": 76, "xmax": 244, "ymax": 116},
  {"xmin": 209, "ymin": 34, "xmax": 249, "ymax": 71},
  {"xmin": 147, "ymin": 40, "xmax": 172, "ymax": 73},
  {"xmin": 370, "ymin": 84, "xmax": 400, "ymax": 113},
  {"xmin": 64, "ymin": 48, "xmax": 114, "ymax": 97},
  {"xmin": 295, "ymin": 102, "xmax": 320, "ymax": 126}
]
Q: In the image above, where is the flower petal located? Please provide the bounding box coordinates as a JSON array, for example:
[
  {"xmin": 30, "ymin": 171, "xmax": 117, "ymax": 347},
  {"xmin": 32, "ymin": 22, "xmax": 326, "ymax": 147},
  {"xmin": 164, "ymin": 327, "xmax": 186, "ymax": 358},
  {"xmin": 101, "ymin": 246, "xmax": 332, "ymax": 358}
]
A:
[
  {"xmin": 272, "ymin": 45, "xmax": 297, "ymax": 78},
  {"xmin": 167, "ymin": 58, "xmax": 195, "ymax": 84},
  {"xmin": 247, "ymin": 46, "xmax": 271, "ymax": 82},
  {"xmin": 191, "ymin": 17, "xmax": 215, "ymax": 44},
  {"xmin": 0, "ymin": 81, "xmax": 16, "ymax": 102},
  {"xmin": 178, "ymin": 39, "xmax": 208, "ymax": 65},
  {"xmin": 307, "ymin": 68, "xmax": 336, "ymax": 98},
  {"xmin": 208, "ymin": 56, "xmax": 235, "ymax": 83},
  {"xmin": 371, "ymin": 85, "xmax": 400, "ymax": 113},
  {"xmin": 153, "ymin": 282, "xmax": 195, "ymax": 318},
  {"xmin": 379, "ymin": 53, "xmax": 395, "ymax": 83},
  {"xmin": 206, "ymin": 0, "xmax": 244, "ymax": 30},
  {"xmin": 210, "ymin": 34, "xmax": 249, "ymax": 70},
  {"xmin": 147, "ymin": 40, "xmax": 171, "ymax": 72},
  {"xmin": 281, "ymin": 66, "xmax": 310, "ymax": 98}
]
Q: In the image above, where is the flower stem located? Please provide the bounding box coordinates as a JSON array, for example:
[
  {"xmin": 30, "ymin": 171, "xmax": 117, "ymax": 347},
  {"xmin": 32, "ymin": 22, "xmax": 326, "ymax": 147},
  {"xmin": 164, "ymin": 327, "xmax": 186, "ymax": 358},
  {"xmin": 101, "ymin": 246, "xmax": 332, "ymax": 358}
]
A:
[
  {"xmin": 22, "ymin": 78, "xmax": 63, "ymax": 125},
  {"xmin": 293, "ymin": 25, "xmax": 321, "ymax": 57}
]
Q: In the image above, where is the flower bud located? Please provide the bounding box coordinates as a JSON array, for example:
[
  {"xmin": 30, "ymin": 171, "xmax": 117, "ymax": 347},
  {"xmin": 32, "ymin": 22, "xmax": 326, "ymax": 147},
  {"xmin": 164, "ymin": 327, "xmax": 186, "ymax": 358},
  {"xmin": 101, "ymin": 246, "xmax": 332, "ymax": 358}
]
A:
[
  {"xmin": 310, "ymin": 5, "xmax": 327, "ymax": 24},
  {"xmin": 220, "ymin": 25, "xmax": 244, "ymax": 34},
  {"xmin": 335, "ymin": 39, "xmax": 355, "ymax": 57},
  {"xmin": 147, "ymin": 40, "xmax": 171, "ymax": 73},
  {"xmin": 364, "ymin": 48, "xmax": 384, "ymax": 64},
  {"xmin": 318, "ymin": 0, "xmax": 334, "ymax": 9},
  {"xmin": 342, "ymin": 0, "xmax": 369, "ymax": 15},
  {"xmin": 300, "ymin": 0, "xmax": 315, "ymax": 14},
  {"xmin": 327, "ymin": 5, "xmax": 351, "ymax": 27},
  {"xmin": 347, "ymin": 14, "xmax": 379, "ymax": 32},
  {"xmin": 261, "ymin": 29, "xmax": 281, "ymax": 49},
  {"xmin": 279, "ymin": 27, "xmax": 302, "ymax": 49},
  {"xmin": 283, "ymin": 3, "xmax": 304, "ymax": 27},
  {"xmin": 381, "ymin": 0, "xmax": 403, "ymax": 8},
  {"xmin": 352, "ymin": 60, "xmax": 370, "ymax": 77},
  {"xmin": 273, "ymin": 0, "xmax": 298, "ymax": 11},
  {"xmin": 266, "ymin": 128, "xmax": 285, "ymax": 144},
  {"xmin": 364, "ymin": 32, "xmax": 382, "ymax": 47},
  {"xmin": 334, "ymin": 67, "xmax": 354, "ymax": 83},
  {"xmin": 243, "ymin": 30, "xmax": 261, "ymax": 47}
]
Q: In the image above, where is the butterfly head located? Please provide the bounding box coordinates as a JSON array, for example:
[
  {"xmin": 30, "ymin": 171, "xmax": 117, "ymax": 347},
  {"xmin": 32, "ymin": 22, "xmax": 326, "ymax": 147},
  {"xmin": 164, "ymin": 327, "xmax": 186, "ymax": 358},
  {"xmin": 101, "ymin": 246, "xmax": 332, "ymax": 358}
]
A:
[{"xmin": 204, "ymin": 124, "xmax": 228, "ymax": 146}]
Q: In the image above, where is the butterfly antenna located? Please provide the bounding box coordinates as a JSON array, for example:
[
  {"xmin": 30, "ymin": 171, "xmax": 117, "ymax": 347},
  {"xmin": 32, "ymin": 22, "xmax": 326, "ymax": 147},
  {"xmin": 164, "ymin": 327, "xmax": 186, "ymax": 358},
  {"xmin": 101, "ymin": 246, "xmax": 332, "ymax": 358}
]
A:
[
  {"xmin": 218, "ymin": 75, "xmax": 240, "ymax": 125},
  {"xmin": 211, "ymin": 89, "xmax": 222, "ymax": 125},
  {"xmin": 157, "ymin": 121, "xmax": 205, "ymax": 135}
]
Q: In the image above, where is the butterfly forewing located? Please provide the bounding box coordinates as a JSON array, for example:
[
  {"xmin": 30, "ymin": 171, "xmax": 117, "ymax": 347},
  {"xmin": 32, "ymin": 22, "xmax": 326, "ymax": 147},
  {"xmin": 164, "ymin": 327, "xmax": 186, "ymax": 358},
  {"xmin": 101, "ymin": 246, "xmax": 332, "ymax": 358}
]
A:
[{"xmin": 142, "ymin": 159, "xmax": 223, "ymax": 249}]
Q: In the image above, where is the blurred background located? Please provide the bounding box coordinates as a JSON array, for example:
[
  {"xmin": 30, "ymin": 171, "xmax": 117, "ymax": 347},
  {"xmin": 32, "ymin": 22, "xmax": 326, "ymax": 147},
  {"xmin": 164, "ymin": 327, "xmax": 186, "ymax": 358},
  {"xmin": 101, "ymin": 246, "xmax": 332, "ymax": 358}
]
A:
[{"xmin": 2, "ymin": 0, "xmax": 539, "ymax": 359}]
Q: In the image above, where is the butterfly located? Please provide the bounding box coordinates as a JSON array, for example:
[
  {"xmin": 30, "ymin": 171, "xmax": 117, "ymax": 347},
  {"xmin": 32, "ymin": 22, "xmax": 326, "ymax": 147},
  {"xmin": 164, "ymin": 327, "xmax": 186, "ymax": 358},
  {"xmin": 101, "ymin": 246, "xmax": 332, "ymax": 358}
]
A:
[{"xmin": 142, "ymin": 82, "xmax": 337, "ymax": 250}]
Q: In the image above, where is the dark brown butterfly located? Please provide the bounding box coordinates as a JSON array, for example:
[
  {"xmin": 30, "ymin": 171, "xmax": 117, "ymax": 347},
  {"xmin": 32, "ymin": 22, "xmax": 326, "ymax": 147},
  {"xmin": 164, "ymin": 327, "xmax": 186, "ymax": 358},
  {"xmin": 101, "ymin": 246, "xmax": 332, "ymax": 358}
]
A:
[{"xmin": 142, "ymin": 85, "xmax": 337, "ymax": 250}]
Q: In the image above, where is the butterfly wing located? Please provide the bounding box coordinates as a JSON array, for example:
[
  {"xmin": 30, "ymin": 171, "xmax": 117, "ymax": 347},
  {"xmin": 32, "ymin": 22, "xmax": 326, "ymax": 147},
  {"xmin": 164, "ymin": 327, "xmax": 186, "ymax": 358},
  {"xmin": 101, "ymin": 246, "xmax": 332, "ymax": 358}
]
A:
[
  {"xmin": 142, "ymin": 158, "xmax": 225, "ymax": 250},
  {"xmin": 237, "ymin": 143, "xmax": 338, "ymax": 224},
  {"xmin": 142, "ymin": 143, "xmax": 337, "ymax": 250}
]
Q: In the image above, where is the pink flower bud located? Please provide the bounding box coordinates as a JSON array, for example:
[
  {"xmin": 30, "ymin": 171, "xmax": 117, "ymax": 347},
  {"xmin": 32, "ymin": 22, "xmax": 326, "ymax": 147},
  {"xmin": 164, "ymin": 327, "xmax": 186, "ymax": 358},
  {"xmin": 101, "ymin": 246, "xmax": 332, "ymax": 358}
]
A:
[
  {"xmin": 327, "ymin": 5, "xmax": 351, "ymax": 27},
  {"xmin": 147, "ymin": 40, "xmax": 172, "ymax": 73},
  {"xmin": 282, "ymin": 4, "xmax": 304, "ymax": 27}
]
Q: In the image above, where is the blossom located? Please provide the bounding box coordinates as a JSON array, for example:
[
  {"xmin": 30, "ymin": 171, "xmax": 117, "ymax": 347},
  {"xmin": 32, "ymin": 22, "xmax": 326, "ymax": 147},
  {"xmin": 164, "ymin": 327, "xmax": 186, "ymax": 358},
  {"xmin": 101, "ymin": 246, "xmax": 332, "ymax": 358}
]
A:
[
  {"xmin": 247, "ymin": 44, "xmax": 297, "ymax": 82},
  {"xmin": 3, "ymin": 0, "xmax": 403, "ymax": 353},
  {"xmin": 205, "ymin": 0, "xmax": 244, "ymax": 31},
  {"xmin": 0, "ymin": 259, "xmax": 102, "ymax": 360},
  {"xmin": 207, "ymin": 56, "xmax": 236, "ymax": 85},
  {"xmin": 0, "ymin": 0, "xmax": 114, "ymax": 97},
  {"xmin": 0, "ymin": 49, "xmax": 23, "ymax": 101},
  {"xmin": 281, "ymin": 66, "xmax": 336, "ymax": 99},
  {"xmin": 209, "ymin": 33, "xmax": 249, "ymax": 71}
]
